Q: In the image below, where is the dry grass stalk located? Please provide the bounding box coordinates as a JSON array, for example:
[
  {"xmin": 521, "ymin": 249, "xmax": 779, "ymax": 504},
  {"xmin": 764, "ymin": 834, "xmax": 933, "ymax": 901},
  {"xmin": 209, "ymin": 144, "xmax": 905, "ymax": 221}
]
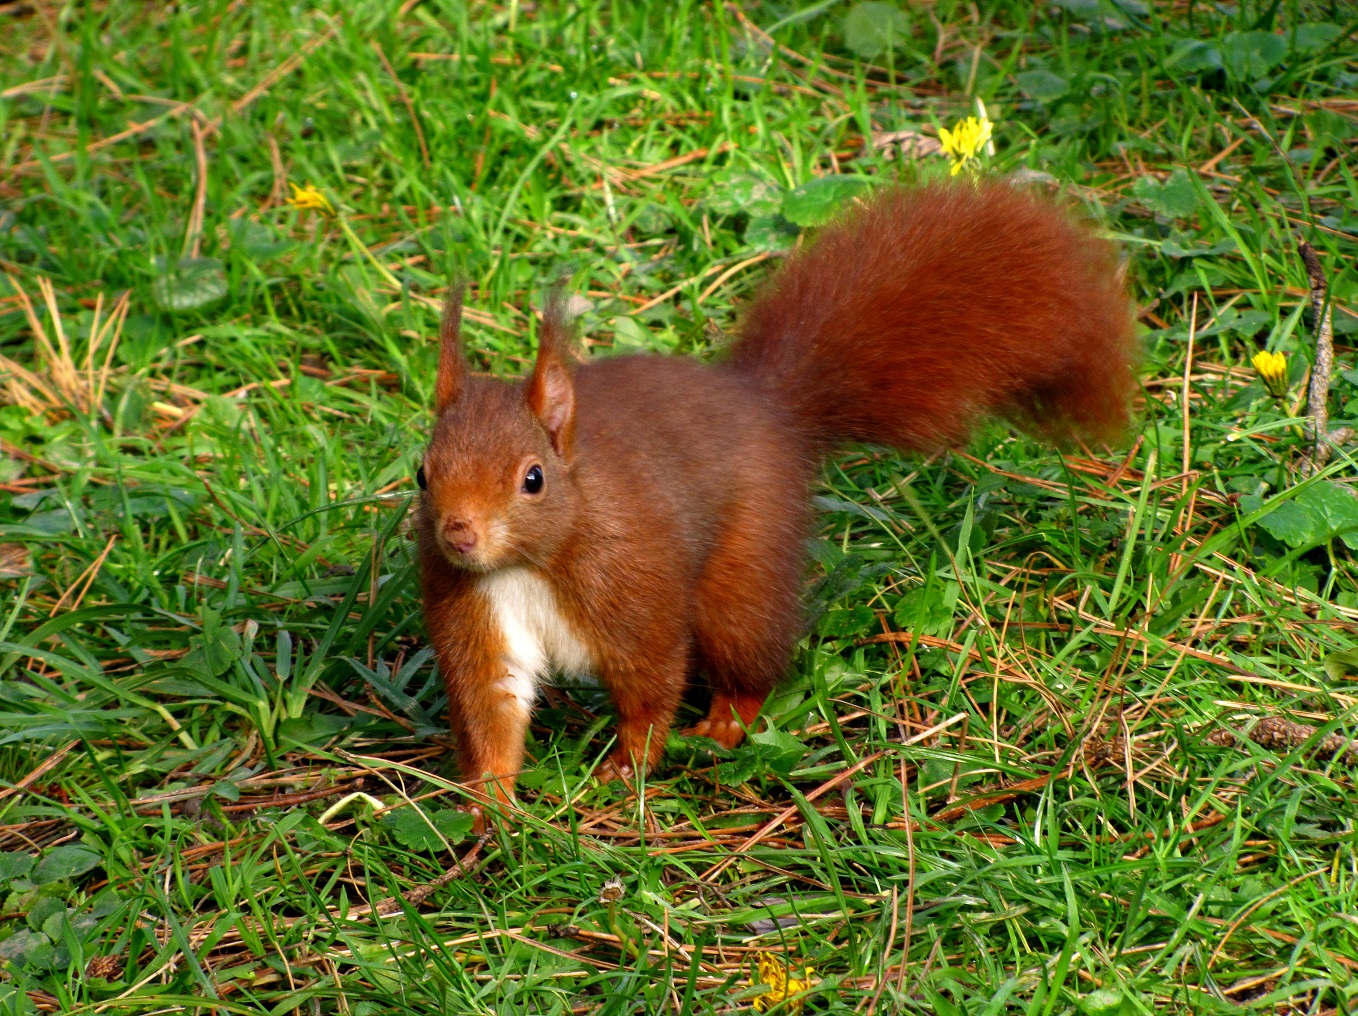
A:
[
  {"xmin": 183, "ymin": 117, "xmax": 210, "ymax": 260},
  {"xmin": 48, "ymin": 533, "xmax": 118, "ymax": 617},
  {"xmin": 1299, "ymin": 240, "xmax": 1335, "ymax": 471},
  {"xmin": 0, "ymin": 276, "xmax": 130, "ymax": 421}
]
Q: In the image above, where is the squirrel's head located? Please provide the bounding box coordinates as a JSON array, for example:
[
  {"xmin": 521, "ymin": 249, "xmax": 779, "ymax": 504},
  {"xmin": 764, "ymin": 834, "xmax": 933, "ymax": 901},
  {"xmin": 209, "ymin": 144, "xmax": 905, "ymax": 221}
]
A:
[{"xmin": 417, "ymin": 289, "xmax": 581, "ymax": 572}]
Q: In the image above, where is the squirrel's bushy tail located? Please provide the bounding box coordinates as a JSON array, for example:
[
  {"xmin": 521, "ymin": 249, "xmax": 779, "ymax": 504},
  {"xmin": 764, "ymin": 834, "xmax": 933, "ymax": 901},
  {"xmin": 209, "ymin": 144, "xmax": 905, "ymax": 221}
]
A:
[{"xmin": 727, "ymin": 182, "xmax": 1138, "ymax": 453}]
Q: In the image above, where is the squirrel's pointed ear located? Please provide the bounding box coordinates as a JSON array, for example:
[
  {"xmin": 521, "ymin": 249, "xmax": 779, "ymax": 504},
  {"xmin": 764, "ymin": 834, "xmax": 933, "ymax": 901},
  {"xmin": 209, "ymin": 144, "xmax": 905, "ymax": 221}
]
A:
[
  {"xmin": 434, "ymin": 285, "xmax": 467, "ymax": 413},
  {"xmin": 526, "ymin": 295, "xmax": 577, "ymax": 461}
]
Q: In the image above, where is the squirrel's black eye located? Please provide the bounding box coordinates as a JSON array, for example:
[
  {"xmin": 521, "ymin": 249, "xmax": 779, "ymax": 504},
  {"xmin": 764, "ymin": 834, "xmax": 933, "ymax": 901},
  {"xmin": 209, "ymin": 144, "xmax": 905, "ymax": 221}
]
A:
[
  {"xmin": 522, "ymin": 464, "xmax": 544, "ymax": 495},
  {"xmin": 416, "ymin": 466, "xmax": 427, "ymax": 490}
]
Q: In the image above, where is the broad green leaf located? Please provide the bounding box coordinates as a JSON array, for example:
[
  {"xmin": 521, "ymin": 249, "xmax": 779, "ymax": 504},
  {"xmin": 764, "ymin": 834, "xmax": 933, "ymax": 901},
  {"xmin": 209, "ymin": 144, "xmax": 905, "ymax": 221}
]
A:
[
  {"xmin": 1221, "ymin": 30, "xmax": 1288, "ymax": 82},
  {"xmin": 228, "ymin": 219, "xmax": 295, "ymax": 262},
  {"xmin": 200, "ymin": 394, "xmax": 242, "ymax": 431},
  {"xmin": 1244, "ymin": 482, "xmax": 1358, "ymax": 549},
  {"xmin": 40, "ymin": 911, "xmax": 75, "ymax": 943},
  {"xmin": 715, "ymin": 748, "xmax": 762, "ymax": 786},
  {"xmin": 0, "ymin": 929, "xmax": 52, "ymax": 968},
  {"xmin": 278, "ymin": 712, "xmax": 353, "ymax": 745},
  {"xmin": 0, "ymin": 982, "xmax": 36, "ymax": 1013},
  {"xmin": 1242, "ymin": 494, "xmax": 1318, "ymax": 547},
  {"xmin": 381, "ymin": 807, "xmax": 472, "ymax": 851},
  {"xmin": 1017, "ymin": 69, "xmax": 1070, "ymax": 103},
  {"xmin": 1132, "ymin": 170, "xmax": 1199, "ymax": 218},
  {"xmin": 1165, "ymin": 39, "xmax": 1222, "ymax": 73},
  {"xmin": 0, "ymin": 852, "xmax": 35, "ymax": 882},
  {"xmin": 705, "ymin": 173, "xmax": 783, "ymax": 218},
  {"xmin": 1079, "ymin": 989, "xmax": 1127, "ymax": 1016},
  {"xmin": 183, "ymin": 608, "xmax": 242, "ymax": 679},
  {"xmin": 382, "ymin": 808, "xmax": 439, "ymax": 851},
  {"xmin": 895, "ymin": 580, "xmax": 959, "ymax": 638},
  {"xmin": 26, "ymin": 896, "xmax": 64, "ymax": 932},
  {"xmin": 842, "ymin": 2, "xmax": 909, "ymax": 58},
  {"xmin": 818, "ymin": 604, "xmax": 875, "ymax": 638},
  {"xmin": 32, "ymin": 845, "xmax": 101, "ymax": 884},
  {"xmin": 1323, "ymin": 649, "xmax": 1358, "ymax": 682},
  {"xmin": 780, "ymin": 175, "xmax": 871, "ymax": 228},
  {"xmin": 748, "ymin": 728, "xmax": 807, "ymax": 776},
  {"xmin": 1292, "ymin": 22, "xmax": 1342, "ymax": 54},
  {"xmin": 1300, "ymin": 482, "xmax": 1358, "ymax": 549},
  {"xmin": 609, "ymin": 315, "xmax": 667, "ymax": 353},
  {"xmin": 433, "ymin": 809, "xmax": 474, "ymax": 844},
  {"xmin": 151, "ymin": 257, "xmax": 229, "ymax": 312},
  {"xmin": 745, "ymin": 214, "xmax": 799, "ymax": 251}
]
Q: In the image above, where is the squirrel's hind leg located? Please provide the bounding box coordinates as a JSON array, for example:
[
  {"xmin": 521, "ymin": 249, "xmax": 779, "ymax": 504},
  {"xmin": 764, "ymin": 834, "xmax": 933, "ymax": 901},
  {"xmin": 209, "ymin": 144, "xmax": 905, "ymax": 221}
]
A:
[{"xmin": 685, "ymin": 489, "xmax": 809, "ymax": 749}]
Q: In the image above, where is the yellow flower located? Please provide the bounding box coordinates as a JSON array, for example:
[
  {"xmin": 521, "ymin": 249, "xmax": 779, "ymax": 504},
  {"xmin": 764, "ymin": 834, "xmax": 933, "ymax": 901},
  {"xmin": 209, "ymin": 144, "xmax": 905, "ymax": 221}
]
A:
[
  {"xmin": 938, "ymin": 115, "xmax": 994, "ymax": 176},
  {"xmin": 748, "ymin": 952, "xmax": 816, "ymax": 1012},
  {"xmin": 1252, "ymin": 350, "xmax": 1289, "ymax": 398},
  {"xmin": 287, "ymin": 181, "xmax": 334, "ymax": 216}
]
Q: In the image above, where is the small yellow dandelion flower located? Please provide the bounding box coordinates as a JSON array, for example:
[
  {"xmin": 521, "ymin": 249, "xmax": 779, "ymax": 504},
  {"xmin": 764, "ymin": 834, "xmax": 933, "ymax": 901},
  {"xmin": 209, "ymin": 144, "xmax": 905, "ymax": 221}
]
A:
[
  {"xmin": 1252, "ymin": 350, "xmax": 1289, "ymax": 398},
  {"xmin": 938, "ymin": 115, "xmax": 994, "ymax": 176},
  {"xmin": 286, "ymin": 181, "xmax": 334, "ymax": 216},
  {"xmin": 748, "ymin": 952, "xmax": 816, "ymax": 1012}
]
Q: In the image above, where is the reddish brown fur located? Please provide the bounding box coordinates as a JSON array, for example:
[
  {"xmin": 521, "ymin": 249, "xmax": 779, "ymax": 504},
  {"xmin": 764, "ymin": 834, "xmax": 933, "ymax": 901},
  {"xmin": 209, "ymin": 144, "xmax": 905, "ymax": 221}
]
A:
[
  {"xmin": 729, "ymin": 182, "xmax": 1137, "ymax": 450},
  {"xmin": 418, "ymin": 183, "xmax": 1137, "ymax": 805},
  {"xmin": 417, "ymin": 552, "xmax": 520, "ymax": 800}
]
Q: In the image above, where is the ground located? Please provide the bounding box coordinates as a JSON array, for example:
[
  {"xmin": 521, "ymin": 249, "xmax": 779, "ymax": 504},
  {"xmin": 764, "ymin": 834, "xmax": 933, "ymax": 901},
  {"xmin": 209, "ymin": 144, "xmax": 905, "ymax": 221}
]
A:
[{"xmin": 0, "ymin": 0, "xmax": 1357, "ymax": 1013}]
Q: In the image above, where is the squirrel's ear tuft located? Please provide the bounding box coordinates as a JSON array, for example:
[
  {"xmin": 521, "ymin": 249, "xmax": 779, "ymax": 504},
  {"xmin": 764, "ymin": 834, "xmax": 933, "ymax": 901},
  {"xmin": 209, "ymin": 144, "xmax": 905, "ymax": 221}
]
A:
[
  {"xmin": 526, "ymin": 293, "xmax": 578, "ymax": 461},
  {"xmin": 434, "ymin": 284, "xmax": 467, "ymax": 413}
]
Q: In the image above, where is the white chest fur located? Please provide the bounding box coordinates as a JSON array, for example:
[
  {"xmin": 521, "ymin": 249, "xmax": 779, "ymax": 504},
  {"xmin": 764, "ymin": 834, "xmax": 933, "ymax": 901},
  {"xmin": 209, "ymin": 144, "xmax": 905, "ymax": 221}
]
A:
[{"xmin": 479, "ymin": 567, "xmax": 594, "ymax": 716}]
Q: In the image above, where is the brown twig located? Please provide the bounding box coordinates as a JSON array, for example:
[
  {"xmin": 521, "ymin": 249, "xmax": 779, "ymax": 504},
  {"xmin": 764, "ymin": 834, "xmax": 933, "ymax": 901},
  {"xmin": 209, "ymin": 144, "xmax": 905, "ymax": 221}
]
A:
[
  {"xmin": 1207, "ymin": 867, "xmax": 1328, "ymax": 968},
  {"xmin": 1171, "ymin": 295, "xmax": 1198, "ymax": 573},
  {"xmin": 339, "ymin": 833, "xmax": 489, "ymax": 920},
  {"xmin": 896, "ymin": 760, "xmax": 915, "ymax": 996},
  {"xmin": 1298, "ymin": 240, "xmax": 1335, "ymax": 472},
  {"xmin": 372, "ymin": 41, "xmax": 431, "ymax": 171},
  {"xmin": 266, "ymin": 133, "xmax": 288, "ymax": 207},
  {"xmin": 698, "ymin": 750, "xmax": 890, "ymax": 882},
  {"xmin": 48, "ymin": 533, "xmax": 117, "ymax": 616},
  {"xmin": 218, "ymin": 783, "xmax": 354, "ymax": 813},
  {"xmin": 0, "ymin": 741, "xmax": 78, "ymax": 803},
  {"xmin": 932, "ymin": 771, "xmax": 1066, "ymax": 822},
  {"xmin": 183, "ymin": 117, "xmax": 210, "ymax": 260},
  {"xmin": 4, "ymin": 21, "xmax": 338, "ymax": 179},
  {"xmin": 227, "ymin": 21, "xmax": 340, "ymax": 119},
  {"xmin": 700, "ymin": 713, "xmax": 965, "ymax": 882},
  {"xmin": 1180, "ymin": 293, "xmax": 1197, "ymax": 493}
]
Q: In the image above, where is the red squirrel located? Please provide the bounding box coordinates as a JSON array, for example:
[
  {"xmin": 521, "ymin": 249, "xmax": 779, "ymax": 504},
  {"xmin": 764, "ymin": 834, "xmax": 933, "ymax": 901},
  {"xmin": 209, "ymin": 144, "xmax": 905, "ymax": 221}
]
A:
[{"xmin": 417, "ymin": 181, "xmax": 1137, "ymax": 805}]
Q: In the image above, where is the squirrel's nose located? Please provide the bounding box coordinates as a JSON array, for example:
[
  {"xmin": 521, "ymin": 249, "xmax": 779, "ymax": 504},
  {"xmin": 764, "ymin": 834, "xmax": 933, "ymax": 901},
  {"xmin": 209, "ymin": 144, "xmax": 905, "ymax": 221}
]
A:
[{"xmin": 443, "ymin": 518, "xmax": 478, "ymax": 555}]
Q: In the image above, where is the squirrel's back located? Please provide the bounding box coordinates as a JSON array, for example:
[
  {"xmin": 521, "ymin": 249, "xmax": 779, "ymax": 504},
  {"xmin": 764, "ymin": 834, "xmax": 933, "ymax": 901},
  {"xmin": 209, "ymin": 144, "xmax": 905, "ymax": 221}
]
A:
[{"xmin": 570, "ymin": 354, "xmax": 811, "ymax": 569}]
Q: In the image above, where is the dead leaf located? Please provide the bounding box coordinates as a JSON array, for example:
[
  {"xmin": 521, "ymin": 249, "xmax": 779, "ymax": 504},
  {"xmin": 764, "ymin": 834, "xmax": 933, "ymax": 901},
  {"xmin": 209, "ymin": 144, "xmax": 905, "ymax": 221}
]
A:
[{"xmin": 0, "ymin": 543, "xmax": 33, "ymax": 578}]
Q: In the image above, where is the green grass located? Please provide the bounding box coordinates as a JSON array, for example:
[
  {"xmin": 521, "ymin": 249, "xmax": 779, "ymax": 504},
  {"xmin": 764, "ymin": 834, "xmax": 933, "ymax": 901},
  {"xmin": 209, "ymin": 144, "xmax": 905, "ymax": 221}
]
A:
[{"xmin": 0, "ymin": 0, "xmax": 1357, "ymax": 1012}]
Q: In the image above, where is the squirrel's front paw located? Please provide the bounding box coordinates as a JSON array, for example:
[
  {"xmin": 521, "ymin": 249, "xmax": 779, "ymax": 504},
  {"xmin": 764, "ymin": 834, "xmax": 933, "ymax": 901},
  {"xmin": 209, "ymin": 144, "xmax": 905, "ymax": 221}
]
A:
[{"xmin": 461, "ymin": 804, "xmax": 487, "ymax": 837}]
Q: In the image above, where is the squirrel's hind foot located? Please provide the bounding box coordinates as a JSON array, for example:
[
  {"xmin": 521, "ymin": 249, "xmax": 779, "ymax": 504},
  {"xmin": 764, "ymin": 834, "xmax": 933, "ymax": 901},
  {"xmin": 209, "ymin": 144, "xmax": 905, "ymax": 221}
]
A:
[
  {"xmin": 683, "ymin": 691, "xmax": 767, "ymax": 749},
  {"xmin": 594, "ymin": 755, "xmax": 636, "ymax": 786}
]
